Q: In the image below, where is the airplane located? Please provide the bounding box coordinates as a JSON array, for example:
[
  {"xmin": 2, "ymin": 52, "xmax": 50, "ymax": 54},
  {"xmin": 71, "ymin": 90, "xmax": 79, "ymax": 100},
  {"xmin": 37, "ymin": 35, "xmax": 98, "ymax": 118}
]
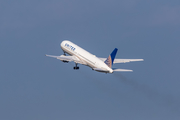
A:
[{"xmin": 46, "ymin": 40, "xmax": 144, "ymax": 73}]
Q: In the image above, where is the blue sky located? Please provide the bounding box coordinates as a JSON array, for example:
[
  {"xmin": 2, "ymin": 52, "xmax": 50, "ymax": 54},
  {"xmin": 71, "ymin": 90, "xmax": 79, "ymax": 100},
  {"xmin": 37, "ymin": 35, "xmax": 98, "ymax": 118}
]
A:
[{"xmin": 1, "ymin": 0, "xmax": 180, "ymax": 120}]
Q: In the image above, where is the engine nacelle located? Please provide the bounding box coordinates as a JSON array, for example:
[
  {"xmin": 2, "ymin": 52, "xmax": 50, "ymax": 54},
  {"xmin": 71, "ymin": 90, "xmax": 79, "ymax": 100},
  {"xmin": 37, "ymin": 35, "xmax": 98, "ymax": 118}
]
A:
[{"xmin": 62, "ymin": 60, "xmax": 69, "ymax": 63}]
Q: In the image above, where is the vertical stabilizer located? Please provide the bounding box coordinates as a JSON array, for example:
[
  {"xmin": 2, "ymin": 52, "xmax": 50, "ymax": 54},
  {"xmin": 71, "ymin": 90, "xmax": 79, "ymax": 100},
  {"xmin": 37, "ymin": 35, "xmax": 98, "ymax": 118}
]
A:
[{"xmin": 104, "ymin": 48, "xmax": 118, "ymax": 68}]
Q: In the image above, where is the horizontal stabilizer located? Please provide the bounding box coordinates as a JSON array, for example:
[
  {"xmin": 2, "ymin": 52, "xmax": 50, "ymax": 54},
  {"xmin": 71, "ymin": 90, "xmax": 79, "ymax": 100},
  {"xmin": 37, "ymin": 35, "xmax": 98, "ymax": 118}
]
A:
[
  {"xmin": 114, "ymin": 59, "xmax": 144, "ymax": 63},
  {"xmin": 113, "ymin": 69, "xmax": 133, "ymax": 72}
]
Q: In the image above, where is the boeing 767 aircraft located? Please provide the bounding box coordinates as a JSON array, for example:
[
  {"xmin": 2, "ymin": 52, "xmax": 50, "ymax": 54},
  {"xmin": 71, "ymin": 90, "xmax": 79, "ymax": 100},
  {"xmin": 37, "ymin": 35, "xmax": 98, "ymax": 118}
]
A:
[{"xmin": 46, "ymin": 40, "xmax": 143, "ymax": 73}]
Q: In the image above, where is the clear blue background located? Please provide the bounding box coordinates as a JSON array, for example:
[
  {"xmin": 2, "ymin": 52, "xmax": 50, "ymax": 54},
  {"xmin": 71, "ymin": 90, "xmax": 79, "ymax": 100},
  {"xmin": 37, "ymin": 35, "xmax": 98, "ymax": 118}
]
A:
[{"xmin": 1, "ymin": 0, "xmax": 180, "ymax": 120}]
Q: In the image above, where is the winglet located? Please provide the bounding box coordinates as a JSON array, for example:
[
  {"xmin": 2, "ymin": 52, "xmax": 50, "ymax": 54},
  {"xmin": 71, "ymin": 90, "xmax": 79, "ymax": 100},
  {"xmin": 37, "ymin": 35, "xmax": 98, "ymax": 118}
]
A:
[{"xmin": 104, "ymin": 48, "xmax": 118, "ymax": 68}]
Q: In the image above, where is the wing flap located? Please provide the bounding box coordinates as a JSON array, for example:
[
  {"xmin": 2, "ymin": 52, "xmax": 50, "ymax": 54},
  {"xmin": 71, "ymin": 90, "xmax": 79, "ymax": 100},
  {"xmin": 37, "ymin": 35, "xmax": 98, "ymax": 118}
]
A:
[
  {"xmin": 46, "ymin": 54, "xmax": 74, "ymax": 61},
  {"xmin": 46, "ymin": 54, "xmax": 60, "ymax": 59},
  {"xmin": 46, "ymin": 54, "xmax": 86, "ymax": 64}
]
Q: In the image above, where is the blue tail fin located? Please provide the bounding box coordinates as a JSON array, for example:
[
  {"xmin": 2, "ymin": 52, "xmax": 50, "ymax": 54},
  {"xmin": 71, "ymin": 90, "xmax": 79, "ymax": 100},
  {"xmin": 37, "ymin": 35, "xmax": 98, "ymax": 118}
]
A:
[{"xmin": 104, "ymin": 48, "xmax": 118, "ymax": 68}]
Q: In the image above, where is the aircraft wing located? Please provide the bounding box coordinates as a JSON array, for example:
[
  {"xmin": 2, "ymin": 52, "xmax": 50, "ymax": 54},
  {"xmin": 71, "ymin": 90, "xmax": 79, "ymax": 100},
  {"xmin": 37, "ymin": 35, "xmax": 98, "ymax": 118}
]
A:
[
  {"xmin": 99, "ymin": 58, "xmax": 144, "ymax": 63},
  {"xmin": 46, "ymin": 54, "xmax": 86, "ymax": 64}
]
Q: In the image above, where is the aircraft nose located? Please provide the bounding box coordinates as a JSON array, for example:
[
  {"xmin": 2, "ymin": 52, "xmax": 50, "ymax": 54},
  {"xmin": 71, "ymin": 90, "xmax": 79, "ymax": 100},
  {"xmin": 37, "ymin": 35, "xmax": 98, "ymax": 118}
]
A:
[
  {"xmin": 60, "ymin": 41, "xmax": 64, "ymax": 47},
  {"xmin": 60, "ymin": 40, "xmax": 67, "ymax": 47}
]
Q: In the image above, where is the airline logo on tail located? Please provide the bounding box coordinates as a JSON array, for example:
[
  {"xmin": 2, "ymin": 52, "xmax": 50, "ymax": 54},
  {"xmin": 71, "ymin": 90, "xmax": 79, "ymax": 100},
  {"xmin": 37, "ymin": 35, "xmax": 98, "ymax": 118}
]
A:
[
  {"xmin": 105, "ymin": 55, "xmax": 112, "ymax": 68},
  {"xmin": 104, "ymin": 48, "xmax": 118, "ymax": 68}
]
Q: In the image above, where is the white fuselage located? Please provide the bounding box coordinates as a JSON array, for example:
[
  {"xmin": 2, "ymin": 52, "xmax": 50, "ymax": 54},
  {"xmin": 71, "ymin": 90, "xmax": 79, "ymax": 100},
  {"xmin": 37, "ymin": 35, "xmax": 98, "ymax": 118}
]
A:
[{"xmin": 60, "ymin": 40, "xmax": 113, "ymax": 73}]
